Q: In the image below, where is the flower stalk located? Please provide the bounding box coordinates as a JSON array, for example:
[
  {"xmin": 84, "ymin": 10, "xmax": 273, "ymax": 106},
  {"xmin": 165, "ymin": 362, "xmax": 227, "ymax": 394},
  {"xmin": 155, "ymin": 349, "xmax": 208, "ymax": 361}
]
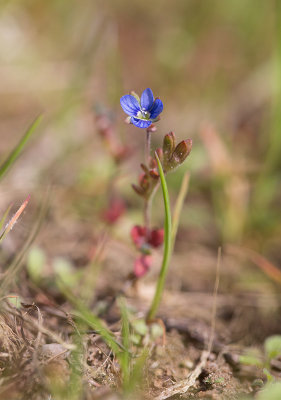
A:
[
  {"xmin": 121, "ymin": 88, "xmax": 192, "ymax": 283},
  {"xmin": 146, "ymin": 153, "xmax": 172, "ymax": 322},
  {"xmin": 145, "ymin": 130, "xmax": 151, "ymax": 165}
]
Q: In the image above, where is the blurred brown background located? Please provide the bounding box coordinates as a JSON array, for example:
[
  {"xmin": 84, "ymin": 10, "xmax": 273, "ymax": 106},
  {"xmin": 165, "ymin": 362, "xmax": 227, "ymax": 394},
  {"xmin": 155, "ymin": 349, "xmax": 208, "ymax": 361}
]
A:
[{"xmin": 0, "ymin": 0, "xmax": 280, "ymax": 301}]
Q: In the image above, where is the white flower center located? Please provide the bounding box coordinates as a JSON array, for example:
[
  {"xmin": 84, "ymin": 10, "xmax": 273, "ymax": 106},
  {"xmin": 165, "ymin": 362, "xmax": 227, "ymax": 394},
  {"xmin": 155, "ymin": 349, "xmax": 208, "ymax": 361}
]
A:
[{"xmin": 137, "ymin": 110, "xmax": 151, "ymax": 120}]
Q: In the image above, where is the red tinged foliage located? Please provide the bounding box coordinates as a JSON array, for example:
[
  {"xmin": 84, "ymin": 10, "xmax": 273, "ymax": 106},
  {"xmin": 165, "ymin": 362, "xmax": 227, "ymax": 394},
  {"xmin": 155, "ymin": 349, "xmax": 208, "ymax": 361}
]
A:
[
  {"xmin": 134, "ymin": 255, "xmax": 152, "ymax": 277},
  {"xmin": 131, "ymin": 225, "xmax": 164, "ymax": 251},
  {"xmin": 102, "ymin": 198, "xmax": 126, "ymax": 224}
]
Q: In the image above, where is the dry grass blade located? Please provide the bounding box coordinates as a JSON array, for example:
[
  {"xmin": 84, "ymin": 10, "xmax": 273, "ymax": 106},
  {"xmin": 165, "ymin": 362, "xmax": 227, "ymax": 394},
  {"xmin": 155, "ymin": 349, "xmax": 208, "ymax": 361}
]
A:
[
  {"xmin": 5, "ymin": 305, "xmax": 75, "ymax": 351},
  {"xmin": 0, "ymin": 313, "xmax": 22, "ymax": 359},
  {"xmin": 0, "ymin": 193, "xmax": 48, "ymax": 296},
  {"xmin": 0, "ymin": 196, "xmax": 30, "ymax": 243},
  {"xmin": 226, "ymin": 244, "xmax": 281, "ymax": 285}
]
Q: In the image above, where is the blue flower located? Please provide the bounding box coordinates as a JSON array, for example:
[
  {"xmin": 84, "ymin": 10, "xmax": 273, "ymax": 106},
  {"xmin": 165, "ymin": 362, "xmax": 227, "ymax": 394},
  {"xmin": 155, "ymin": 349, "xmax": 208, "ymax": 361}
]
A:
[{"xmin": 120, "ymin": 88, "xmax": 163, "ymax": 129}]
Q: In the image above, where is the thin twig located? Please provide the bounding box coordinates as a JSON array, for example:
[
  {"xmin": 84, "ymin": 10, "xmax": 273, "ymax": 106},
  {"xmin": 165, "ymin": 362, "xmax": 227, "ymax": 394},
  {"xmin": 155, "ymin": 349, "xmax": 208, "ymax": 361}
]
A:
[
  {"xmin": 207, "ymin": 246, "xmax": 221, "ymax": 354},
  {"xmin": 155, "ymin": 350, "xmax": 209, "ymax": 400}
]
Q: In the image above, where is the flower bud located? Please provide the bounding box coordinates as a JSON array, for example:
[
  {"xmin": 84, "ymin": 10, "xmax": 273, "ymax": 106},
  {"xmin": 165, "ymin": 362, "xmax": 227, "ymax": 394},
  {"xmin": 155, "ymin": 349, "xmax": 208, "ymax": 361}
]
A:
[
  {"xmin": 140, "ymin": 163, "xmax": 149, "ymax": 174},
  {"xmin": 149, "ymin": 157, "xmax": 158, "ymax": 169},
  {"xmin": 132, "ymin": 184, "xmax": 145, "ymax": 197},
  {"xmin": 168, "ymin": 139, "xmax": 192, "ymax": 170},
  {"xmin": 149, "ymin": 170, "xmax": 159, "ymax": 180},
  {"xmin": 139, "ymin": 174, "xmax": 150, "ymax": 191},
  {"xmin": 132, "ymin": 162, "xmax": 161, "ymax": 200},
  {"xmin": 163, "ymin": 132, "xmax": 176, "ymax": 160}
]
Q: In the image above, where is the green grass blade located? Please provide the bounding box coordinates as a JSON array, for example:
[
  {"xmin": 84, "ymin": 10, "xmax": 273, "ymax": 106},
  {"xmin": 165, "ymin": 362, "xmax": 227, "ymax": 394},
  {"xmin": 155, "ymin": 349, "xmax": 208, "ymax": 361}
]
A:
[
  {"xmin": 118, "ymin": 297, "xmax": 131, "ymax": 391},
  {"xmin": 146, "ymin": 153, "xmax": 172, "ymax": 321},
  {"xmin": 58, "ymin": 282, "xmax": 122, "ymax": 355},
  {"xmin": 126, "ymin": 347, "xmax": 149, "ymax": 395},
  {"xmin": 0, "ymin": 115, "xmax": 42, "ymax": 180},
  {"xmin": 171, "ymin": 172, "xmax": 190, "ymax": 250},
  {"xmin": 0, "ymin": 203, "xmax": 13, "ymax": 232},
  {"xmin": 74, "ymin": 306, "xmax": 122, "ymax": 355}
]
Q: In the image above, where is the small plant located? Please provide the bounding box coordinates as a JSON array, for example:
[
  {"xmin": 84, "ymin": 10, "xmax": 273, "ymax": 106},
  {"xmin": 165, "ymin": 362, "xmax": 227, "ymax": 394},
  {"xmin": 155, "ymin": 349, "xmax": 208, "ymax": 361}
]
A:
[
  {"xmin": 120, "ymin": 88, "xmax": 192, "ymax": 320},
  {"xmin": 239, "ymin": 334, "xmax": 281, "ymax": 383}
]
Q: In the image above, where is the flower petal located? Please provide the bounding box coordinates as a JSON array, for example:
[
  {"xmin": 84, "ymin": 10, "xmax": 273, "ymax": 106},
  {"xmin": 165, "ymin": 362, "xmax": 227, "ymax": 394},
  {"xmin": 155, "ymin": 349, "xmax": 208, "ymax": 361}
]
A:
[
  {"xmin": 141, "ymin": 88, "xmax": 154, "ymax": 111},
  {"xmin": 120, "ymin": 95, "xmax": 140, "ymax": 116},
  {"xmin": 150, "ymin": 98, "xmax": 163, "ymax": 119},
  {"xmin": 131, "ymin": 117, "xmax": 152, "ymax": 129}
]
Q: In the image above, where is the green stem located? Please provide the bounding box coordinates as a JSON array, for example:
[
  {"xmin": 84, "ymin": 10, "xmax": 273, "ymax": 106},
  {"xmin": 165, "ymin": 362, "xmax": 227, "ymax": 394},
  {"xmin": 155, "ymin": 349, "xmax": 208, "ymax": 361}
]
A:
[{"xmin": 146, "ymin": 153, "xmax": 172, "ymax": 322}]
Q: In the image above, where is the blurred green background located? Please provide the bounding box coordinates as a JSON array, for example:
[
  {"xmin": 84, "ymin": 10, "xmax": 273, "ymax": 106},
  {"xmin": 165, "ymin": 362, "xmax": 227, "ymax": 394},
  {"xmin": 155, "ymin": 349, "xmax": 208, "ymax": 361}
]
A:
[{"xmin": 0, "ymin": 0, "xmax": 280, "ymax": 276}]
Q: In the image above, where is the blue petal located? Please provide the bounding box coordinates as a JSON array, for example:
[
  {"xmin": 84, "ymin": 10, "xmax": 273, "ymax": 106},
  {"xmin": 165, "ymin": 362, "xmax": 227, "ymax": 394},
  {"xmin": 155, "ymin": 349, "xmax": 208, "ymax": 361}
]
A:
[
  {"xmin": 131, "ymin": 117, "xmax": 152, "ymax": 129},
  {"xmin": 120, "ymin": 95, "xmax": 140, "ymax": 116},
  {"xmin": 140, "ymin": 88, "xmax": 154, "ymax": 111},
  {"xmin": 149, "ymin": 98, "xmax": 163, "ymax": 119}
]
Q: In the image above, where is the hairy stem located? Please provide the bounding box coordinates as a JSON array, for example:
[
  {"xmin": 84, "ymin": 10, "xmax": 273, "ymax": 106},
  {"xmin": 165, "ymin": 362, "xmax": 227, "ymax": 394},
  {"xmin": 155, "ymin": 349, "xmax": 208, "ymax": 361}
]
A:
[
  {"xmin": 144, "ymin": 129, "xmax": 152, "ymax": 234},
  {"xmin": 144, "ymin": 199, "xmax": 150, "ymax": 232},
  {"xmin": 145, "ymin": 130, "xmax": 151, "ymax": 165}
]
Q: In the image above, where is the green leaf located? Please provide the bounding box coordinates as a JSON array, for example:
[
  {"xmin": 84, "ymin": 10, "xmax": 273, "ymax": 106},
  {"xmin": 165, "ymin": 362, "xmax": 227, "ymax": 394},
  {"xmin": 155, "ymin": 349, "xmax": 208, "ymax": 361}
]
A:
[
  {"xmin": 27, "ymin": 246, "xmax": 46, "ymax": 283},
  {"xmin": 0, "ymin": 115, "xmax": 42, "ymax": 180},
  {"xmin": 7, "ymin": 294, "xmax": 22, "ymax": 309},
  {"xmin": 239, "ymin": 354, "xmax": 263, "ymax": 368},
  {"xmin": 264, "ymin": 335, "xmax": 281, "ymax": 360},
  {"xmin": 257, "ymin": 382, "xmax": 281, "ymax": 400},
  {"xmin": 263, "ymin": 368, "xmax": 274, "ymax": 383},
  {"xmin": 151, "ymin": 322, "xmax": 164, "ymax": 340},
  {"xmin": 132, "ymin": 319, "xmax": 149, "ymax": 336},
  {"xmin": 53, "ymin": 257, "xmax": 81, "ymax": 288}
]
